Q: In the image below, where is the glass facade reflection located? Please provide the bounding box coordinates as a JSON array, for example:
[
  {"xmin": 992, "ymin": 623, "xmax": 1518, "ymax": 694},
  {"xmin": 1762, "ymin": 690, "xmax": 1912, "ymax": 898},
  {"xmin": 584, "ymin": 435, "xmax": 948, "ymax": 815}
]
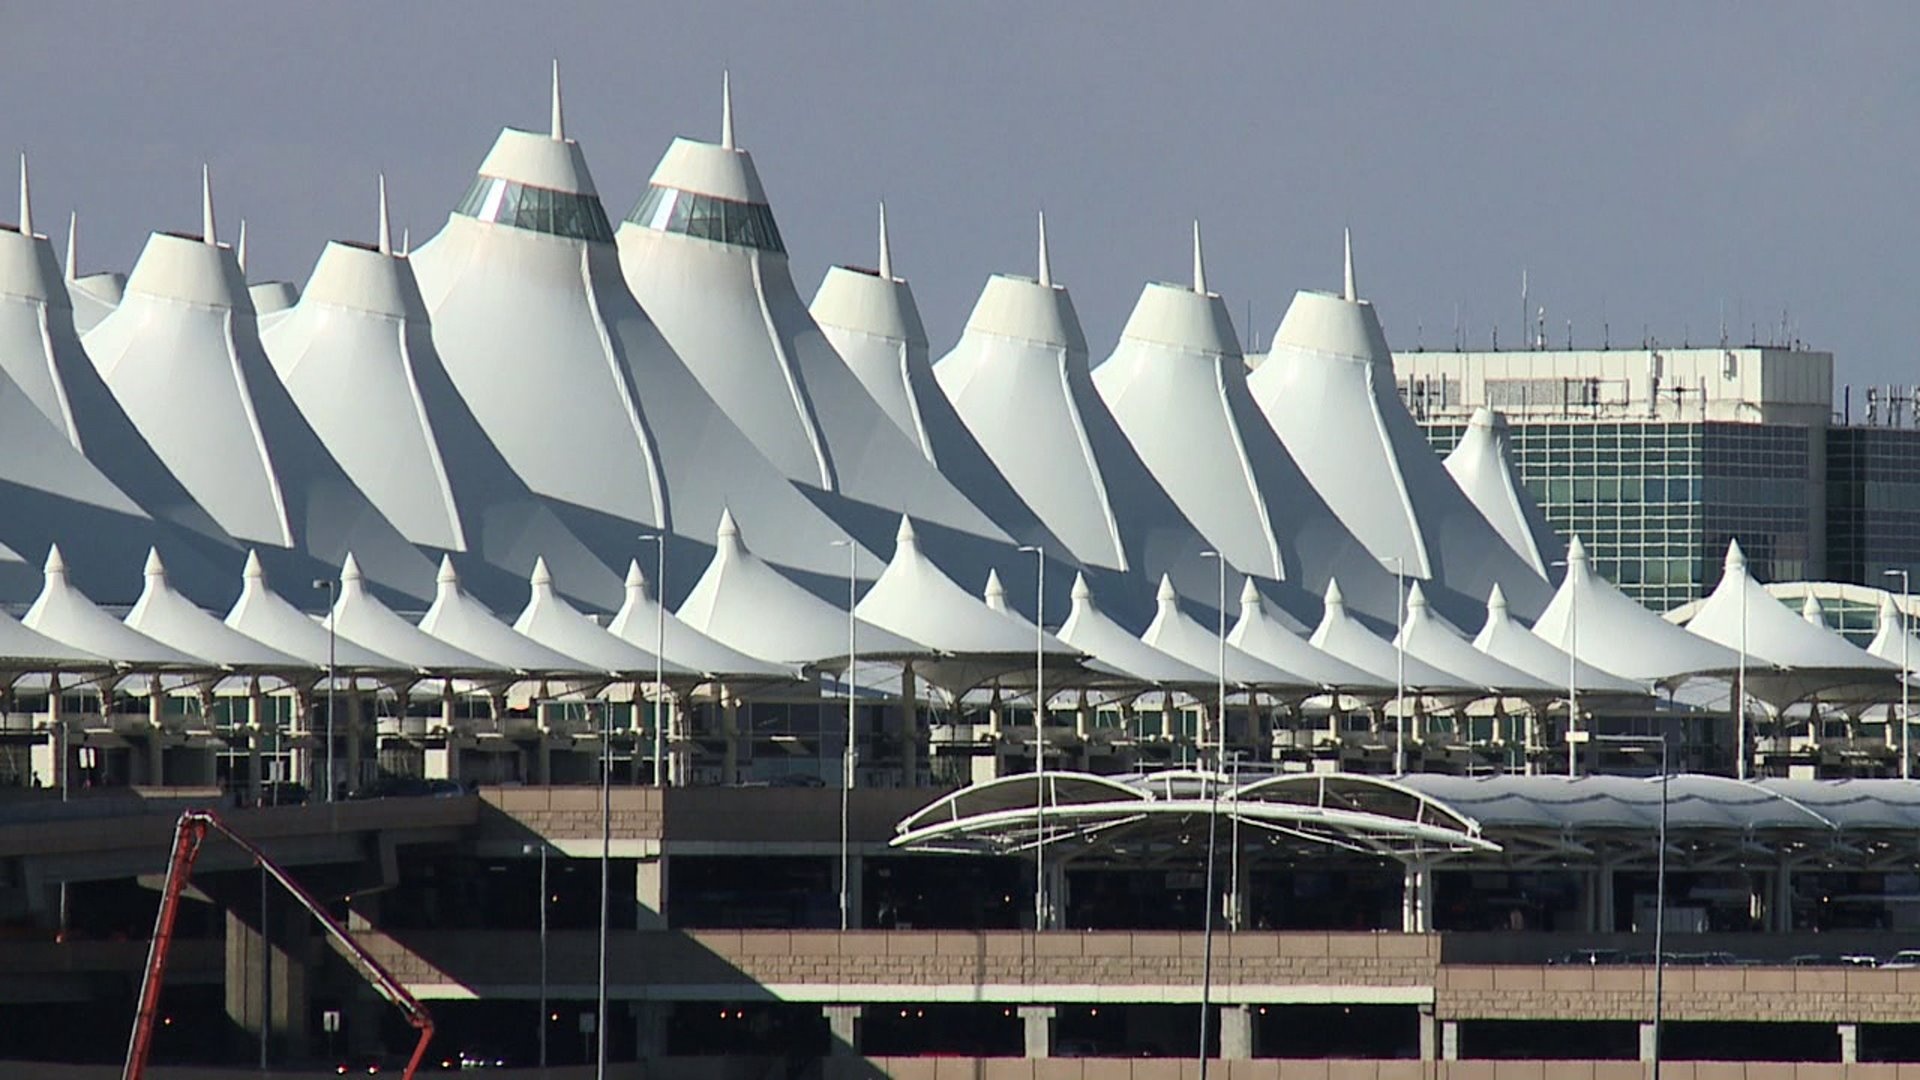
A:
[
  {"xmin": 454, "ymin": 175, "xmax": 615, "ymax": 242},
  {"xmin": 626, "ymin": 185, "xmax": 786, "ymax": 254},
  {"xmin": 1827, "ymin": 426, "xmax": 1920, "ymax": 588},
  {"xmin": 1424, "ymin": 420, "xmax": 1816, "ymax": 612}
]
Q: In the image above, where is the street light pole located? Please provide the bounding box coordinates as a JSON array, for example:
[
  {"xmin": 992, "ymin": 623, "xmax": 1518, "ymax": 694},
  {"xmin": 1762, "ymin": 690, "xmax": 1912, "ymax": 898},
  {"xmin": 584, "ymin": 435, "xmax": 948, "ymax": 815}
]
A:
[
  {"xmin": 311, "ymin": 578, "xmax": 337, "ymax": 802},
  {"xmin": 1389, "ymin": 558, "xmax": 1406, "ymax": 774},
  {"xmin": 638, "ymin": 534, "xmax": 667, "ymax": 789},
  {"xmin": 1551, "ymin": 557, "xmax": 1580, "ymax": 777},
  {"xmin": 1018, "ymin": 545, "xmax": 1046, "ymax": 932},
  {"xmin": 523, "ymin": 842, "xmax": 549, "ymax": 1072},
  {"xmin": 1887, "ymin": 570, "xmax": 1911, "ymax": 780},
  {"xmin": 1593, "ymin": 732, "xmax": 1668, "ymax": 1080},
  {"xmin": 1737, "ymin": 560, "xmax": 1749, "ymax": 780},
  {"xmin": 1198, "ymin": 551, "xmax": 1228, "ymax": 1079},
  {"xmin": 830, "ymin": 537, "xmax": 858, "ymax": 931}
]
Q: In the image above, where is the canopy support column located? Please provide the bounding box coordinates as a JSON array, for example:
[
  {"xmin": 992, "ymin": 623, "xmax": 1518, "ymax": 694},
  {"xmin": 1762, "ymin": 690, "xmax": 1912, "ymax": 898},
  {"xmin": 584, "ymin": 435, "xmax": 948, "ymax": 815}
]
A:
[
  {"xmin": 291, "ymin": 687, "xmax": 312, "ymax": 798},
  {"xmin": 146, "ymin": 675, "xmax": 165, "ymax": 786},
  {"xmin": 247, "ymin": 676, "xmax": 265, "ymax": 806},
  {"xmin": 667, "ymin": 692, "xmax": 688, "ymax": 787},
  {"xmin": 346, "ymin": 682, "xmax": 364, "ymax": 796},
  {"xmin": 1401, "ymin": 859, "xmax": 1433, "ymax": 933},
  {"xmin": 901, "ymin": 661, "xmax": 919, "ymax": 788},
  {"xmin": 46, "ymin": 672, "xmax": 62, "ymax": 794},
  {"xmin": 720, "ymin": 685, "xmax": 739, "ymax": 785}
]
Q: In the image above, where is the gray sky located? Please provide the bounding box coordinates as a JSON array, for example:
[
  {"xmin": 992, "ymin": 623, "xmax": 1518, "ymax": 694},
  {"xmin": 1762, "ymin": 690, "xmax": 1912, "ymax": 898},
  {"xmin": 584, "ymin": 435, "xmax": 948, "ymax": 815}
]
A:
[{"xmin": 13, "ymin": 3, "xmax": 1919, "ymax": 392}]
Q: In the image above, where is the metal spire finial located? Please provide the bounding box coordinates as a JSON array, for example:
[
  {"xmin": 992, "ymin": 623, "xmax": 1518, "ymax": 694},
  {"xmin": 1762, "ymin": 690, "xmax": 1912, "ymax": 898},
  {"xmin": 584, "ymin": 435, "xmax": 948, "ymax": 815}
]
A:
[
  {"xmin": 1342, "ymin": 226, "xmax": 1356, "ymax": 302},
  {"xmin": 201, "ymin": 164, "xmax": 216, "ymax": 247},
  {"xmin": 720, "ymin": 69, "xmax": 735, "ymax": 149},
  {"xmin": 1037, "ymin": 210, "xmax": 1051, "ymax": 288},
  {"xmin": 550, "ymin": 58, "xmax": 564, "ymax": 141},
  {"xmin": 377, "ymin": 174, "xmax": 392, "ymax": 256},
  {"xmin": 17, "ymin": 152, "xmax": 30, "ymax": 238},
  {"xmin": 877, "ymin": 201, "xmax": 892, "ymax": 280},
  {"xmin": 1192, "ymin": 219, "xmax": 1207, "ymax": 295}
]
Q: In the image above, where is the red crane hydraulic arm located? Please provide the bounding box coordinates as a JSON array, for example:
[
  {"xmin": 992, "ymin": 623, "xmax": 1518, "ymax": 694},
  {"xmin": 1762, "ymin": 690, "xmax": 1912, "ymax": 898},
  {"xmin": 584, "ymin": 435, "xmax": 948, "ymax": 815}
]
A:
[{"xmin": 122, "ymin": 809, "xmax": 435, "ymax": 1079}]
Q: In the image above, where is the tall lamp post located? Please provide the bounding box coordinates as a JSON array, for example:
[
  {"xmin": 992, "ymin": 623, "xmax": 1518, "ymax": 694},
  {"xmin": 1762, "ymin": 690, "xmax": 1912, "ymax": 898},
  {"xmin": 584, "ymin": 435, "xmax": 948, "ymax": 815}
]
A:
[
  {"xmin": 1550, "ymin": 557, "xmax": 1580, "ymax": 777},
  {"xmin": 1197, "ymin": 551, "xmax": 1228, "ymax": 1078},
  {"xmin": 830, "ymin": 537, "xmax": 858, "ymax": 931},
  {"xmin": 1886, "ymin": 570, "xmax": 1911, "ymax": 780},
  {"xmin": 522, "ymin": 842, "xmax": 550, "ymax": 1072},
  {"xmin": 311, "ymin": 578, "xmax": 337, "ymax": 802},
  {"xmin": 1388, "ymin": 558, "xmax": 1407, "ymax": 774},
  {"xmin": 637, "ymin": 534, "xmax": 667, "ymax": 788},
  {"xmin": 1017, "ymin": 545, "xmax": 1046, "ymax": 931},
  {"xmin": 1592, "ymin": 732, "xmax": 1668, "ymax": 1080}
]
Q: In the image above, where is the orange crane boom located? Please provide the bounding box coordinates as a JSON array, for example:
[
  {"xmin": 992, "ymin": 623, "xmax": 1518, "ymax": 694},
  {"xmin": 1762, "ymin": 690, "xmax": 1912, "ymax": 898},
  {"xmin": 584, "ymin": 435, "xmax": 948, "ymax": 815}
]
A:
[{"xmin": 122, "ymin": 809, "xmax": 434, "ymax": 1079}]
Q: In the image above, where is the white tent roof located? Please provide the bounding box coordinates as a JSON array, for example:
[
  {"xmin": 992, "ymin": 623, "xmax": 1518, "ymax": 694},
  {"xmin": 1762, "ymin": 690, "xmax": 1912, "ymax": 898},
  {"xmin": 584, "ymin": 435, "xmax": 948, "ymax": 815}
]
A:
[
  {"xmin": 1530, "ymin": 537, "xmax": 1739, "ymax": 684},
  {"xmin": 511, "ymin": 556, "xmax": 694, "ymax": 678},
  {"xmin": 675, "ymin": 510, "xmax": 926, "ymax": 667},
  {"xmin": 417, "ymin": 556, "xmax": 598, "ymax": 676},
  {"xmin": 23, "ymin": 545, "xmax": 203, "ymax": 668},
  {"xmin": 262, "ymin": 209, "xmax": 621, "ymax": 609},
  {"xmin": 0, "ymin": 159, "xmax": 84, "ymax": 446},
  {"xmin": 618, "ymin": 110, "xmax": 1006, "ymax": 543},
  {"xmin": 1681, "ymin": 541, "xmax": 1894, "ymax": 703},
  {"xmin": 1227, "ymin": 578, "xmax": 1392, "ymax": 692},
  {"xmin": 1092, "ymin": 228, "xmax": 1395, "ymax": 611},
  {"xmin": 1057, "ymin": 572, "xmax": 1213, "ymax": 686},
  {"xmin": 854, "ymin": 517, "xmax": 1069, "ymax": 658},
  {"xmin": 1245, "ymin": 236, "xmax": 1554, "ymax": 621},
  {"xmin": 223, "ymin": 551, "xmax": 404, "ymax": 671},
  {"xmin": 1443, "ymin": 407, "xmax": 1563, "ymax": 578},
  {"xmin": 606, "ymin": 559, "xmax": 793, "ymax": 681},
  {"xmin": 932, "ymin": 216, "xmax": 1210, "ymax": 578},
  {"xmin": 326, "ymin": 553, "xmax": 504, "ymax": 675},
  {"xmin": 408, "ymin": 105, "xmax": 872, "ymax": 582},
  {"xmin": 0, "ymin": 604, "xmax": 100, "ymax": 669},
  {"xmin": 1471, "ymin": 583, "xmax": 1647, "ymax": 696},
  {"xmin": 1394, "ymin": 581, "xmax": 1555, "ymax": 695},
  {"xmin": 124, "ymin": 549, "xmax": 307, "ymax": 671},
  {"xmin": 1868, "ymin": 594, "xmax": 1920, "ymax": 673},
  {"xmin": 1140, "ymin": 574, "xmax": 1311, "ymax": 689},
  {"xmin": 1309, "ymin": 579, "xmax": 1477, "ymax": 693}
]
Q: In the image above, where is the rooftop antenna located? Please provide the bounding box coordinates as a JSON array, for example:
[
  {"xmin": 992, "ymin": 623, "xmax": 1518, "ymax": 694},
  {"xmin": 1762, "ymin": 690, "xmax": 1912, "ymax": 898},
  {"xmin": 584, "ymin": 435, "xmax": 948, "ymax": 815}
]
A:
[
  {"xmin": 1192, "ymin": 219, "xmax": 1207, "ymax": 295},
  {"xmin": 550, "ymin": 58, "xmax": 564, "ymax": 141},
  {"xmin": 1036, "ymin": 210, "xmax": 1052, "ymax": 287},
  {"xmin": 1535, "ymin": 304, "xmax": 1545, "ymax": 350},
  {"xmin": 201, "ymin": 164, "xmax": 216, "ymax": 247},
  {"xmin": 1519, "ymin": 268, "xmax": 1528, "ymax": 350},
  {"xmin": 720, "ymin": 69, "xmax": 735, "ymax": 150},
  {"xmin": 1342, "ymin": 226, "xmax": 1356, "ymax": 301},
  {"xmin": 877, "ymin": 200, "xmax": 892, "ymax": 280},
  {"xmin": 1719, "ymin": 299, "xmax": 1728, "ymax": 348},
  {"xmin": 400, "ymin": 226, "xmax": 410, "ymax": 257},
  {"xmin": 1566, "ymin": 318, "xmax": 1573, "ymax": 350},
  {"xmin": 377, "ymin": 173, "xmax": 392, "ymax": 256},
  {"xmin": 1453, "ymin": 303, "xmax": 1461, "ymax": 350},
  {"xmin": 17, "ymin": 152, "xmax": 31, "ymax": 238},
  {"xmin": 63, "ymin": 211, "xmax": 76, "ymax": 282},
  {"xmin": 236, "ymin": 218, "xmax": 247, "ymax": 273}
]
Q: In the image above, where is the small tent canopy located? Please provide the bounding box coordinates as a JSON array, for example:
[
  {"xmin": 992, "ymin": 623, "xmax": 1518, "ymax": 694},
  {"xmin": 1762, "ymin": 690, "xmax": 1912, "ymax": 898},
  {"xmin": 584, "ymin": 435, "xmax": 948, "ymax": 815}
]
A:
[
  {"xmin": 512, "ymin": 557, "xmax": 695, "ymax": 679},
  {"xmin": 23, "ymin": 545, "xmax": 203, "ymax": 669},
  {"xmin": 1227, "ymin": 578, "xmax": 1390, "ymax": 694},
  {"xmin": 1394, "ymin": 581, "xmax": 1555, "ymax": 696},
  {"xmin": 417, "ymin": 556, "xmax": 600, "ymax": 677},
  {"xmin": 1057, "ymin": 571, "xmax": 1213, "ymax": 689},
  {"xmin": 1309, "ymin": 579, "xmax": 1478, "ymax": 694},
  {"xmin": 124, "ymin": 548, "xmax": 308, "ymax": 673},
  {"xmin": 1867, "ymin": 595, "xmax": 1920, "ymax": 676},
  {"xmin": 1471, "ymin": 584, "xmax": 1647, "ymax": 697},
  {"xmin": 1140, "ymin": 574, "xmax": 1313, "ymax": 692},
  {"xmin": 325, "ymin": 553, "xmax": 504, "ymax": 676},
  {"xmin": 223, "ymin": 550, "xmax": 406, "ymax": 671},
  {"xmin": 1529, "ymin": 537, "xmax": 1739, "ymax": 685},
  {"xmin": 676, "ymin": 510, "xmax": 926, "ymax": 667},
  {"xmin": 1682, "ymin": 540, "xmax": 1897, "ymax": 707},
  {"xmin": 1443, "ymin": 407, "xmax": 1563, "ymax": 578},
  {"xmin": 606, "ymin": 559, "xmax": 794, "ymax": 683}
]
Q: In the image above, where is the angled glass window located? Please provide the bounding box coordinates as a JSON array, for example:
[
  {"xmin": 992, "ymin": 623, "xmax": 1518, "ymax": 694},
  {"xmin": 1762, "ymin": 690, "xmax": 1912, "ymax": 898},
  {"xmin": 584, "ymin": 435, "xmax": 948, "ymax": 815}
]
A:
[
  {"xmin": 624, "ymin": 185, "xmax": 786, "ymax": 255},
  {"xmin": 454, "ymin": 175, "xmax": 615, "ymax": 243}
]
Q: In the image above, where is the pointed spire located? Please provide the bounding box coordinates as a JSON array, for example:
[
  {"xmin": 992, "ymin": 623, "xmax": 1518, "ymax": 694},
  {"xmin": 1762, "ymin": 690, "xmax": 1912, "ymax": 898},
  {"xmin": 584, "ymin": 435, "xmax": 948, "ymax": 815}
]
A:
[
  {"xmin": 1342, "ymin": 226, "xmax": 1357, "ymax": 302},
  {"xmin": 550, "ymin": 58, "xmax": 565, "ymax": 141},
  {"xmin": 1881, "ymin": 593, "xmax": 1905, "ymax": 636},
  {"xmin": 201, "ymin": 164, "xmax": 216, "ymax": 247},
  {"xmin": 1486, "ymin": 582, "xmax": 1509, "ymax": 621},
  {"xmin": 1323, "ymin": 577, "xmax": 1347, "ymax": 614},
  {"xmin": 877, "ymin": 201, "xmax": 892, "ymax": 280},
  {"xmin": 720, "ymin": 69, "xmax": 735, "ymax": 149},
  {"xmin": 377, "ymin": 174, "xmax": 392, "ymax": 256},
  {"xmin": 1239, "ymin": 576, "xmax": 1260, "ymax": 609},
  {"xmin": 1191, "ymin": 219, "xmax": 1207, "ymax": 295},
  {"xmin": 1406, "ymin": 580, "xmax": 1430, "ymax": 617},
  {"xmin": 624, "ymin": 558, "xmax": 650, "ymax": 601},
  {"xmin": 17, "ymin": 152, "xmax": 31, "ymax": 238},
  {"xmin": 44, "ymin": 543, "xmax": 67, "ymax": 581},
  {"xmin": 1155, "ymin": 573, "xmax": 1177, "ymax": 607},
  {"xmin": 894, "ymin": 515, "xmax": 918, "ymax": 550},
  {"xmin": 1036, "ymin": 210, "xmax": 1052, "ymax": 287},
  {"xmin": 1566, "ymin": 535, "xmax": 1589, "ymax": 569},
  {"xmin": 1071, "ymin": 571, "xmax": 1092, "ymax": 604},
  {"xmin": 435, "ymin": 554, "xmax": 459, "ymax": 590},
  {"xmin": 63, "ymin": 211, "xmax": 76, "ymax": 282},
  {"xmin": 1802, "ymin": 594, "xmax": 1826, "ymax": 627},
  {"xmin": 1725, "ymin": 538, "xmax": 1747, "ymax": 574},
  {"xmin": 143, "ymin": 547, "xmax": 165, "ymax": 580},
  {"xmin": 340, "ymin": 552, "xmax": 363, "ymax": 585},
  {"xmin": 242, "ymin": 549, "xmax": 266, "ymax": 584},
  {"xmin": 530, "ymin": 555, "xmax": 553, "ymax": 589},
  {"xmin": 716, "ymin": 507, "xmax": 742, "ymax": 554},
  {"xmin": 236, "ymin": 219, "xmax": 247, "ymax": 273},
  {"xmin": 399, "ymin": 226, "xmax": 410, "ymax": 257},
  {"xmin": 984, "ymin": 569, "xmax": 1008, "ymax": 612}
]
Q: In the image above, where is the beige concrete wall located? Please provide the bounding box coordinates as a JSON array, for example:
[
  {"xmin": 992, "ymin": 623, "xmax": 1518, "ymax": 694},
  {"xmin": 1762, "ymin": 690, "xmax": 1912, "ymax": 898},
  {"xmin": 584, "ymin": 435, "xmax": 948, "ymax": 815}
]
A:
[{"xmin": 1439, "ymin": 964, "xmax": 1920, "ymax": 1023}]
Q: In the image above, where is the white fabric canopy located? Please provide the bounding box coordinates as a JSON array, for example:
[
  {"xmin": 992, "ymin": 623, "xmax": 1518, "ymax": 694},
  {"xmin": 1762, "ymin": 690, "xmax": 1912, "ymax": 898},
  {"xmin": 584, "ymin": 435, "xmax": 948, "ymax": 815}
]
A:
[
  {"xmin": 1057, "ymin": 572, "xmax": 1213, "ymax": 687},
  {"xmin": 512, "ymin": 556, "xmax": 694, "ymax": 678},
  {"xmin": 855, "ymin": 517, "xmax": 1070, "ymax": 658},
  {"xmin": 1394, "ymin": 581, "xmax": 1554, "ymax": 695},
  {"xmin": 124, "ymin": 549, "xmax": 307, "ymax": 671},
  {"xmin": 1868, "ymin": 594, "xmax": 1920, "ymax": 674},
  {"xmin": 1309, "ymin": 579, "xmax": 1477, "ymax": 693},
  {"xmin": 325, "ymin": 553, "xmax": 503, "ymax": 675},
  {"xmin": 675, "ymin": 510, "xmax": 926, "ymax": 666},
  {"xmin": 1530, "ymin": 537, "xmax": 1738, "ymax": 684},
  {"xmin": 223, "ymin": 550, "xmax": 404, "ymax": 671},
  {"xmin": 23, "ymin": 545, "xmax": 202, "ymax": 668},
  {"xmin": 1227, "ymin": 578, "xmax": 1389, "ymax": 692},
  {"xmin": 1443, "ymin": 407, "xmax": 1562, "ymax": 578},
  {"xmin": 605, "ymin": 559, "xmax": 793, "ymax": 681},
  {"xmin": 417, "ymin": 556, "xmax": 598, "ymax": 676},
  {"xmin": 1140, "ymin": 574, "xmax": 1311, "ymax": 690},
  {"xmin": 1471, "ymin": 583, "xmax": 1646, "ymax": 696}
]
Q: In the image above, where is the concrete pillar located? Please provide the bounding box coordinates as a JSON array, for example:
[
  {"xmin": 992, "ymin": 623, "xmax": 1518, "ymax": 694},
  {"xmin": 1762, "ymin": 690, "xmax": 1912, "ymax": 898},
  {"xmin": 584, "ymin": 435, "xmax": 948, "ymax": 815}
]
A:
[
  {"xmin": 1017, "ymin": 1005, "xmax": 1056, "ymax": 1059},
  {"xmin": 291, "ymin": 689, "xmax": 312, "ymax": 797},
  {"xmin": 1441, "ymin": 1020, "xmax": 1460, "ymax": 1060},
  {"xmin": 224, "ymin": 901, "xmax": 311, "ymax": 1057},
  {"xmin": 146, "ymin": 675, "xmax": 165, "ymax": 785},
  {"xmin": 1218, "ymin": 1004, "xmax": 1254, "ymax": 1060},
  {"xmin": 1402, "ymin": 861, "xmax": 1433, "ymax": 933},
  {"xmin": 1840, "ymin": 1022, "xmax": 1859, "ymax": 1064},
  {"xmin": 1043, "ymin": 861, "xmax": 1068, "ymax": 930},
  {"xmin": 636, "ymin": 857, "xmax": 668, "ymax": 929},
  {"xmin": 987, "ymin": 686, "xmax": 1003, "ymax": 739},
  {"xmin": 823, "ymin": 1004, "xmax": 862, "ymax": 1056},
  {"xmin": 247, "ymin": 677, "xmax": 265, "ymax": 806},
  {"xmin": 45, "ymin": 672, "xmax": 62, "ymax": 792},
  {"xmin": 720, "ymin": 685, "xmax": 739, "ymax": 784},
  {"xmin": 1074, "ymin": 690, "xmax": 1092, "ymax": 741},
  {"xmin": 1639, "ymin": 1022, "xmax": 1658, "ymax": 1062},
  {"xmin": 634, "ymin": 1002, "xmax": 669, "ymax": 1060},
  {"xmin": 667, "ymin": 692, "xmax": 691, "ymax": 787},
  {"xmin": 1418, "ymin": 1006, "xmax": 1437, "ymax": 1061},
  {"xmin": 900, "ymin": 661, "xmax": 919, "ymax": 787},
  {"xmin": 346, "ymin": 684, "xmax": 364, "ymax": 795}
]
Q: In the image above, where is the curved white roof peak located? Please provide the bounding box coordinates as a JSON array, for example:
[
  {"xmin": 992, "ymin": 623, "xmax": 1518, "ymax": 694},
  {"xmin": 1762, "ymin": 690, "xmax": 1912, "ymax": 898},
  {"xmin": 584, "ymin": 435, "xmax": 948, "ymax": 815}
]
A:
[
  {"xmin": 1191, "ymin": 219, "xmax": 1207, "ymax": 296},
  {"xmin": 878, "ymin": 201, "xmax": 893, "ymax": 281},
  {"xmin": 328, "ymin": 552, "xmax": 503, "ymax": 674},
  {"xmin": 720, "ymin": 69, "xmax": 735, "ymax": 150},
  {"xmin": 512, "ymin": 556, "xmax": 692, "ymax": 678},
  {"xmin": 984, "ymin": 569, "xmax": 1009, "ymax": 612},
  {"xmin": 646, "ymin": 137, "xmax": 767, "ymax": 204},
  {"xmin": 606, "ymin": 556, "xmax": 791, "ymax": 680},
  {"xmin": 1472, "ymin": 582, "xmax": 1644, "ymax": 695},
  {"xmin": 1141, "ymin": 571, "xmax": 1311, "ymax": 688},
  {"xmin": 1443, "ymin": 406, "xmax": 1563, "ymax": 577},
  {"xmin": 856, "ymin": 515, "xmax": 1066, "ymax": 658},
  {"xmin": 1394, "ymin": 579, "xmax": 1554, "ymax": 694},
  {"xmin": 17, "ymin": 152, "xmax": 33, "ymax": 239},
  {"xmin": 1228, "ymin": 579, "xmax": 1388, "ymax": 691},
  {"xmin": 1868, "ymin": 595, "xmax": 1920, "ymax": 669},
  {"xmin": 1682, "ymin": 539, "xmax": 1893, "ymax": 679},
  {"xmin": 955, "ymin": 272, "xmax": 1086, "ymax": 351},
  {"xmin": 119, "ymin": 229, "xmax": 245, "ymax": 309},
  {"xmin": 201, "ymin": 164, "xmax": 217, "ymax": 248},
  {"xmin": 1342, "ymin": 226, "xmax": 1357, "ymax": 302},
  {"xmin": 478, "ymin": 128, "xmax": 598, "ymax": 196},
  {"xmin": 1309, "ymin": 576, "xmax": 1473, "ymax": 692},
  {"xmin": 377, "ymin": 174, "xmax": 393, "ymax": 257},
  {"xmin": 418, "ymin": 556, "xmax": 595, "ymax": 675},
  {"xmin": 25, "ymin": 544, "xmax": 202, "ymax": 668},
  {"xmin": 126, "ymin": 547, "xmax": 306, "ymax": 671},
  {"xmin": 550, "ymin": 59, "xmax": 565, "ymax": 142},
  {"xmin": 224, "ymin": 549, "xmax": 400, "ymax": 671},
  {"xmin": 1036, "ymin": 210, "xmax": 1052, "ymax": 288},
  {"xmin": 1531, "ymin": 536, "xmax": 1739, "ymax": 683},
  {"xmin": 1057, "ymin": 572, "xmax": 1212, "ymax": 686},
  {"xmin": 1802, "ymin": 594, "xmax": 1827, "ymax": 628}
]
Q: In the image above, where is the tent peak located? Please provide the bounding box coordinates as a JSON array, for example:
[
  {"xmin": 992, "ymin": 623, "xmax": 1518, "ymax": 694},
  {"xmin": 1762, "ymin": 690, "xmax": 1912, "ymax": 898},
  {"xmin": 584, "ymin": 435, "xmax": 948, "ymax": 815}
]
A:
[
  {"xmin": 242, "ymin": 549, "xmax": 265, "ymax": 582},
  {"xmin": 550, "ymin": 58, "xmax": 565, "ymax": 141},
  {"xmin": 983, "ymin": 569, "xmax": 1007, "ymax": 611},
  {"xmin": 340, "ymin": 551, "xmax": 363, "ymax": 584},
  {"xmin": 1071, "ymin": 571, "xmax": 1092, "ymax": 602},
  {"xmin": 436, "ymin": 554, "xmax": 458, "ymax": 586},
  {"xmin": 1725, "ymin": 538, "xmax": 1747, "ymax": 573},
  {"xmin": 1487, "ymin": 582, "xmax": 1509, "ymax": 617},
  {"xmin": 720, "ymin": 69, "xmax": 735, "ymax": 149},
  {"xmin": 716, "ymin": 507, "xmax": 740, "ymax": 542},
  {"xmin": 1239, "ymin": 576, "xmax": 1260, "ymax": 607},
  {"xmin": 877, "ymin": 201, "xmax": 892, "ymax": 280},
  {"xmin": 1567, "ymin": 535, "xmax": 1589, "ymax": 566},
  {"xmin": 236, "ymin": 219, "xmax": 247, "ymax": 273},
  {"xmin": 377, "ymin": 174, "xmax": 392, "ymax": 255},
  {"xmin": 1407, "ymin": 579, "xmax": 1430, "ymax": 613},
  {"xmin": 895, "ymin": 515, "xmax": 918, "ymax": 548},
  {"xmin": 44, "ymin": 544, "xmax": 67, "ymax": 580},
  {"xmin": 1191, "ymin": 219, "xmax": 1207, "ymax": 295},
  {"xmin": 63, "ymin": 210, "xmax": 76, "ymax": 282},
  {"xmin": 17, "ymin": 151, "xmax": 31, "ymax": 238},
  {"xmin": 530, "ymin": 555, "xmax": 553, "ymax": 588},
  {"xmin": 201, "ymin": 164, "xmax": 216, "ymax": 247},
  {"xmin": 1324, "ymin": 577, "xmax": 1346, "ymax": 612},
  {"xmin": 624, "ymin": 558, "xmax": 649, "ymax": 595},
  {"xmin": 1802, "ymin": 593, "xmax": 1825, "ymax": 627},
  {"xmin": 143, "ymin": 547, "xmax": 165, "ymax": 579},
  {"xmin": 1155, "ymin": 573, "xmax": 1177, "ymax": 605},
  {"xmin": 1036, "ymin": 210, "xmax": 1051, "ymax": 287},
  {"xmin": 1342, "ymin": 226, "xmax": 1357, "ymax": 302}
]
